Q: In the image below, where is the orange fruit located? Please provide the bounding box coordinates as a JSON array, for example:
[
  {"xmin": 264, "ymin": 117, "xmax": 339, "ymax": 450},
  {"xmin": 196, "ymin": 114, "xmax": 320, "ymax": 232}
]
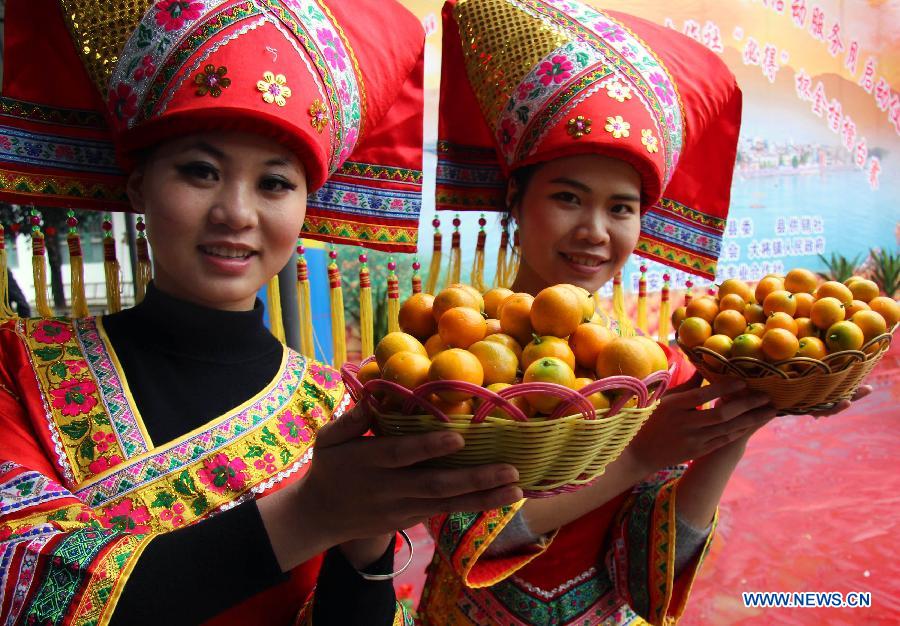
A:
[
  {"xmin": 438, "ymin": 306, "xmax": 486, "ymax": 349},
  {"xmin": 848, "ymin": 279, "xmax": 879, "ymax": 303},
  {"xmin": 522, "ymin": 335, "xmax": 576, "ymax": 371},
  {"xmin": 732, "ymin": 333, "xmax": 764, "ymax": 359},
  {"xmin": 763, "ymin": 290, "xmax": 797, "ymax": 317},
  {"xmin": 719, "ymin": 293, "xmax": 746, "ymax": 312},
  {"xmin": 794, "ymin": 318, "xmax": 818, "ymax": 339},
  {"xmin": 483, "ymin": 332, "xmax": 523, "ymax": 360},
  {"xmin": 560, "ymin": 284, "xmax": 596, "ymax": 322},
  {"xmin": 815, "ymin": 281, "xmax": 853, "ymax": 305},
  {"xmin": 531, "ymin": 285, "xmax": 583, "ymax": 338},
  {"xmin": 765, "ymin": 312, "xmax": 798, "ymax": 335},
  {"xmin": 569, "ymin": 323, "xmax": 616, "ymax": 370},
  {"xmin": 850, "ymin": 310, "xmax": 887, "ymax": 343},
  {"xmin": 844, "ymin": 300, "xmax": 870, "ymax": 318},
  {"xmin": 678, "ymin": 317, "xmax": 712, "ymax": 349},
  {"xmin": 381, "ymin": 351, "xmax": 431, "ymax": 390},
  {"xmin": 686, "ymin": 296, "xmax": 719, "ymax": 325},
  {"xmin": 484, "ymin": 318, "xmax": 503, "ymax": 335},
  {"xmin": 429, "ymin": 395, "xmax": 474, "ymax": 416},
  {"xmin": 433, "ymin": 287, "xmax": 479, "ymax": 321},
  {"xmin": 483, "ymin": 287, "xmax": 514, "ymax": 319},
  {"xmin": 632, "ymin": 336, "xmax": 669, "ymax": 372},
  {"xmin": 761, "ymin": 328, "xmax": 799, "ymax": 361},
  {"xmin": 424, "ymin": 333, "xmax": 448, "ymax": 358},
  {"xmin": 719, "ymin": 278, "xmax": 754, "ymax": 303},
  {"xmin": 714, "ymin": 309, "xmax": 749, "ymax": 339},
  {"xmin": 744, "ymin": 303, "xmax": 766, "ymax": 324},
  {"xmin": 793, "ymin": 292, "xmax": 814, "ymax": 318},
  {"xmin": 428, "ymin": 348, "xmax": 484, "ymax": 402},
  {"xmin": 468, "ymin": 340, "xmax": 519, "ymax": 385},
  {"xmin": 784, "ymin": 268, "xmax": 818, "ymax": 294},
  {"xmin": 596, "ymin": 336, "xmax": 655, "ymax": 380},
  {"xmin": 523, "ymin": 357, "xmax": 576, "ymax": 414},
  {"xmin": 810, "ymin": 296, "xmax": 845, "ymax": 329},
  {"xmin": 447, "ymin": 283, "xmax": 485, "ymax": 313},
  {"xmin": 357, "ymin": 360, "xmax": 381, "ymax": 385},
  {"xmin": 398, "ymin": 293, "xmax": 437, "ymax": 340},
  {"xmin": 672, "ymin": 306, "xmax": 687, "ymax": 333},
  {"xmin": 825, "ymin": 321, "xmax": 864, "ymax": 352},
  {"xmin": 702, "ymin": 334, "xmax": 733, "ymax": 367},
  {"xmin": 479, "ymin": 383, "xmax": 535, "ymax": 419},
  {"xmin": 755, "ymin": 275, "xmax": 784, "ymax": 305},
  {"xmin": 844, "ymin": 275, "xmax": 865, "ymax": 286},
  {"xmin": 375, "ymin": 332, "xmax": 427, "ymax": 369},
  {"xmin": 499, "ymin": 293, "xmax": 535, "ymax": 346},
  {"xmin": 796, "ymin": 336, "xmax": 826, "ymax": 360},
  {"xmin": 745, "ymin": 322, "xmax": 766, "ymax": 338},
  {"xmin": 868, "ymin": 296, "xmax": 899, "ymax": 327},
  {"xmin": 573, "ymin": 377, "xmax": 611, "ymax": 410}
]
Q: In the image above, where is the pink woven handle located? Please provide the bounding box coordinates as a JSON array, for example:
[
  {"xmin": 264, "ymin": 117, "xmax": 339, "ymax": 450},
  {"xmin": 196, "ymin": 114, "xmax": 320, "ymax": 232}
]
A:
[
  {"xmin": 474, "ymin": 383, "xmax": 595, "ymax": 423},
  {"xmin": 571, "ymin": 376, "xmax": 647, "ymax": 415}
]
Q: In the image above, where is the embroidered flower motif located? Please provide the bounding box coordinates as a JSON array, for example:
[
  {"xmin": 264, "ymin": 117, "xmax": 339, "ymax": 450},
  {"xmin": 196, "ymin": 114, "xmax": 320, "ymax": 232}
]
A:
[
  {"xmin": 277, "ymin": 411, "xmax": 311, "ymax": 445},
  {"xmin": 343, "ymin": 191, "xmax": 359, "ymax": 205},
  {"xmin": 194, "ymin": 65, "xmax": 231, "ymax": 98},
  {"xmin": 641, "ymin": 129, "xmax": 659, "ymax": 154},
  {"xmin": 154, "ymin": 1, "xmax": 203, "ymax": 32},
  {"xmin": 316, "ymin": 28, "xmax": 347, "ymax": 71},
  {"xmin": 338, "ymin": 126, "xmax": 359, "ymax": 162},
  {"xmin": 566, "ymin": 116, "xmax": 592, "ymax": 139},
  {"xmin": 101, "ymin": 498, "xmax": 151, "ymax": 534},
  {"xmin": 257, "ymin": 71, "xmax": 292, "ymax": 107},
  {"xmin": 32, "ymin": 320, "xmax": 73, "ymax": 344},
  {"xmin": 605, "ymin": 80, "xmax": 632, "ymax": 103},
  {"xmin": 198, "ymin": 454, "xmax": 248, "ymax": 494},
  {"xmin": 253, "ymin": 452, "xmax": 277, "ymax": 474},
  {"xmin": 0, "ymin": 136, "xmax": 12, "ymax": 151},
  {"xmin": 133, "ymin": 55, "xmax": 157, "ymax": 82},
  {"xmin": 649, "ymin": 72, "xmax": 675, "ymax": 106},
  {"xmin": 597, "ymin": 23, "xmax": 627, "ymax": 43},
  {"xmin": 107, "ymin": 83, "xmax": 137, "ymax": 123},
  {"xmin": 517, "ymin": 81, "xmax": 536, "ymax": 101},
  {"xmin": 309, "ymin": 363, "xmax": 339, "ymax": 389},
  {"xmin": 338, "ymin": 80, "xmax": 351, "ymax": 105},
  {"xmin": 498, "ymin": 118, "xmax": 518, "ymax": 152},
  {"xmin": 536, "ymin": 55, "xmax": 574, "ymax": 86},
  {"xmin": 88, "ymin": 454, "xmax": 123, "ymax": 475},
  {"xmin": 51, "ymin": 379, "xmax": 98, "ymax": 417},
  {"xmin": 92, "ymin": 432, "xmax": 117, "ymax": 454},
  {"xmin": 54, "ymin": 144, "xmax": 76, "ymax": 160},
  {"xmin": 309, "ymin": 100, "xmax": 329, "ymax": 133},
  {"xmin": 65, "ymin": 359, "xmax": 88, "ymax": 375},
  {"xmin": 605, "ymin": 115, "xmax": 631, "ymax": 139}
]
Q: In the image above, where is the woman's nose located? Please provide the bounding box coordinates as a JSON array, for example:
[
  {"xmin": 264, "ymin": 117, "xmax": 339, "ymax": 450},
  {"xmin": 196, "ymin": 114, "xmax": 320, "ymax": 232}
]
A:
[{"xmin": 209, "ymin": 182, "xmax": 258, "ymax": 230}]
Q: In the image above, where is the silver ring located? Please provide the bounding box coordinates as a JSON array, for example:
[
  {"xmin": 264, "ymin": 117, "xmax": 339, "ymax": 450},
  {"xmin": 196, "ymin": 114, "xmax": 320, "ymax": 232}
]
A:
[{"xmin": 355, "ymin": 529, "xmax": 414, "ymax": 581}]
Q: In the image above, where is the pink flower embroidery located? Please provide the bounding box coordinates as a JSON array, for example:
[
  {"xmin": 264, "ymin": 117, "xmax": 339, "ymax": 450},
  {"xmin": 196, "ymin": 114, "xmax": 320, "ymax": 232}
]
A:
[
  {"xmin": 0, "ymin": 136, "xmax": 12, "ymax": 151},
  {"xmin": 51, "ymin": 379, "xmax": 98, "ymax": 417},
  {"xmin": 338, "ymin": 127, "xmax": 359, "ymax": 163},
  {"xmin": 198, "ymin": 454, "xmax": 248, "ymax": 494},
  {"xmin": 160, "ymin": 508, "xmax": 173, "ymax": 521},
  {"xmin": 390, "ymin": 198, "xmax": 405, "ymax": 210},
  {"xmin": 277, "ymin": 411, "xmax": 311, "ymax": 445},
  {"xmin": 498, "ymin": 118, "xmax": 518, "ymax": 151},
  {"xmin": 649, "ymin": 72, "xmax": 675, "ymax": 106},
  {"xmin": 338, "ymin": 81, "xmax": 351, "ymax": 105},
  {"xmin": 317, "ymin": 28, "xmax": 347, "ymax": 71},
  {"xmin": 598, "ymin": 23, "xmax": 627, "ymax": 43},
  {"xmin": 101, "ymin": 498, "xmax": 151, "ymax": 534},
  {"xmin": 309, "ymin": 363, "xmax": 339, "ymax": 389},
  {"xmin": 253, "ymin": 452, "xmax": 277, "ymax": 474},
  {"xmin": 32, "ymin": 320, "xmax": 73, "ymax": 344},
  {"xmin": 133, "ymin": 55, "xmax": 157, "ymax": 82},
  {"xmin": 107, "ymin": 83, "xmax": 138, "ymax": 123},
  {"xmin": 343, "ymin": 191, "xmax": 359, "ymax": 205},
  {"xmin": 54, "ymin": 144, "xmax": 76, "ymax": 160},
  {"xmin": 154, "ymin": 1, "xmax": 203, "ymax": 32},
  {"xmin": 65, "ymin": 359, "xmax": 89, "ymax": 375},
  {"xmin": 517, "ymin": 81, "xmax": 536, "ymax": 101},
  {"xmin": 92, "ymin": 432, "xmax": 117, "ymax": 453},
  {"xmin": 536, "ymin": 55, "xmax": 574, "ymax": 86},
  {"xmin": 88, "ymin": 455, "xmax": 123, "ymax": 475}
]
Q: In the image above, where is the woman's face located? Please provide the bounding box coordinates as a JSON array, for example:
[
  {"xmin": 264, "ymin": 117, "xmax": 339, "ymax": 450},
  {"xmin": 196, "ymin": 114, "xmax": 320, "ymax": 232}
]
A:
[
  {"xmin": 509, "ymin": 154, "xmax": 642, "ymax": 295},
  {"xmin": 127, "ymin": 131, "xmax": 307, "ymax": 311}
]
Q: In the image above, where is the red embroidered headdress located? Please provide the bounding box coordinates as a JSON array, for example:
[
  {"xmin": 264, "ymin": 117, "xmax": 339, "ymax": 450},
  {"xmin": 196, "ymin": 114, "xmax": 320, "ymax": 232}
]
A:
[
  {"xmin": 0, "ymin": 0, "xmax": 425, "ymax": 252},
  {"xmin": 436, "ymin": 0, "xmax": 742, "ymax": 278}
]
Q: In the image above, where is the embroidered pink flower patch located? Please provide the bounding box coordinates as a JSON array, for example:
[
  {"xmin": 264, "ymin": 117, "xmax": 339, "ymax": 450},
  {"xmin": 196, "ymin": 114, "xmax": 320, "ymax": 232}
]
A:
[
  {"xmin": 316, "ymin": 28, "xmax": 347, "ymax": 71},
  {"xmin": 254, "ymin": 452, "xmax": 277, "ymax": 474},
  {"xmin": 133, "ymin": 55, "xmax": 157, "ymax": 82},
  {"xmin": 51, "ymin": 379, "xmax": 98, "ymax": 417},
  {"xmin": 198, "ymin": 454, "xmax": 248, "ymax": 494},
  {"xmin": 649, "ymin": 72, "xmax": 675, "ymax": 106},
  {"xmin": 107, "ymin": 83, "xmax": 138, "ymax": 123},
  {"xmin": 309, "ymin": 363, "xmax": 340, "ymax": 389},
  {"xmin": 277, "ymin": 411, "xmax": 311, "ymax": 445},
  {"xmin": 32, "ymin": 320, "xmax": 73, "ymax": 344},
  {"xmin": 537, "ymin": 55, "xmax": 574, "ymax": 86},
  {"xmin": 101, "ymin": 498, "xmax": 152, "ymax": 534},
  {"xmin": 92, "ymin": 432, "xmax": 117, "ymax": 454},
  {"xmin": 498, "ymin": 118, "xmax": 518, "ymax": 152},
  {"xmin": 154, "ymin": 1, "xmax": 203, "ymax": 32},
  {"xmin": 517, "ymin": 81, "xmax": 536, "ymax": 101},
  {"xmin": 88, "ymin": 455, "xmax": 123, "ymax": 475}
]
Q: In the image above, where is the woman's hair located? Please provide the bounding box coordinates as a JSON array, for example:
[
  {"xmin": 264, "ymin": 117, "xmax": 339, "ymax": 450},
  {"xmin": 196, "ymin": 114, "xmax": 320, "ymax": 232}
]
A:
[{"xmin": 504, "ymin": 163, "xmax": 540, "ymax": 223}]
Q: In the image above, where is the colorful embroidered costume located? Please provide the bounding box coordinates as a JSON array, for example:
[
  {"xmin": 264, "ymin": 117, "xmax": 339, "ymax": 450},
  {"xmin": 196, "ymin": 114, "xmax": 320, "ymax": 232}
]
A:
[
  {"xmin": 419, "ymin": 1, "xmax": 742, "ymax": 623},
  {"xmin": 0, "ymin": 0, "xmax": 424, "ymax": 624}
]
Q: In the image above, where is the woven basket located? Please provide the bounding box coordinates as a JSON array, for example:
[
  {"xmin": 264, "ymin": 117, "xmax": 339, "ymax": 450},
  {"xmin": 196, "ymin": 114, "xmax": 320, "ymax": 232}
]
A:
[
  {"xmin": 341, "ymin": 360, "xmax": 671, "ymax": 498},
  {"xmin": 683, "ymin": 325, "xmax": 895, "ymax": 415}
]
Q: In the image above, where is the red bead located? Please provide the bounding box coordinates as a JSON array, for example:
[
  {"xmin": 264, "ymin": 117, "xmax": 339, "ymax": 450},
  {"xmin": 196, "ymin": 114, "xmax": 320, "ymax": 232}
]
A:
[
  {"xmin": 639, "ymin": 265, "xmax": 647, "ymax": 273},
  {"xmin": 432, "ymin": 218, "xmax": 440, "ymax": 228},
  {"xmin": 136, "ymin": 221, "xmax": 146, "ymax": 232},
  {"xmin": 452, "ymin": 218, "xmax": 461, "ymax": 227},
  {"xmin": 67, "ymin": 217, "xmax": 78, "ymax": 227},
  {"xmin": 387, "ymin": 262, "xmax": 396, "ymax": 271},
  {"xmin": 102, "ymin": 220, "xmax": 112, "ymax": 231},
  {"xmin": 662, "ymin": 273, "xmax": 670, "ymax": 282},
  {"xmin": 501, "ymin": 217, "xmax": 508, "ymax": 227},
  {"xmin": 412, "ymin": 262, "xmax": 421, "ymax": 271},
  {"xmin": 478, "ymin": 218, "xmax": 487, "ymax": 227},
  {"xmin": 685, "ymin": 280, "xmax": 693, "ymax": 288},
  {"xmin": 359, "ymin": 254, "xmax": 368, "ymax": 263},
  {"xmin": 328, "ymin": 250, "xmax": 337, "ymax": 259},
  {"xmin": 30, "ymin": 216, "xmax": 40, "ymax": 226}
]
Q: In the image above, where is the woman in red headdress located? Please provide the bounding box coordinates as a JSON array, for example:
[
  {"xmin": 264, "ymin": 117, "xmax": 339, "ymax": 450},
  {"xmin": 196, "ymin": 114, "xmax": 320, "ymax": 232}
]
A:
[
  {"xmin": 419, "ymin": 1, "xmax": 869, "ymax": 624},
  {"xmin": 0, "ymin": 1, "xmax": 523, "ymax": 624}
]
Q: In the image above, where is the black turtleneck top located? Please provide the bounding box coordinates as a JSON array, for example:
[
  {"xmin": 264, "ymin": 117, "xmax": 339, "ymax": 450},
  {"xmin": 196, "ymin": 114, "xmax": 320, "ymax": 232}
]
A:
[{"xmin": 102, "ymin": 284, "xmax": 395, "ymax": 625}]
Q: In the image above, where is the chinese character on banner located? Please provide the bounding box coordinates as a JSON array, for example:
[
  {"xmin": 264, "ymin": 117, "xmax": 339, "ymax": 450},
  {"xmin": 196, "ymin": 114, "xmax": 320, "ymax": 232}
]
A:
[
  {"xmin": 874, "ymin": 78, "xmax": 891, "ymax": 111},
  {"xmin": 788, "ymin": 217, "xmax": 800, "ymax": 234},
  {"xmin": 811, "ymin": 82, "xmax": 827, "ymax": 117},
  {"xmin": 726, "ymin": 242, "xmax": 740, "ymax": 261},
  {"xmin": 750, "ymin": 263, "xmax": 762, "ymax": 280},
  {"xmin": 868, "ymin": 157, "xmax": 881, "ymax": 190},
  {"xmin": 775, "ymin": 217, "xmax": 786, "ymax": 235},
  {"xmin": 422, "ymin": 13, "xmax": 438, "ymax": 37},
  {"xmin": 826, "ymin": 99, "xmax": 842, "ymax": 133},
  {"xmin": 855, "ymin": 138, "xmax": 868, "ymax": 168},
  {"xmin": 664, "ymin": 17, "xmax": 677, "ymax": 30},
  {"xmin": 859, "ymin": 57, "xmax": 876, "ymax": 93},
  {"xmin": 803, "ymin": 239, "xmax": 814, "ymax": 254},
  {"xmin": 749, "ymin": 241, "xmax": 760, "ymax": 259},
  {"xmin": 774, "ymin": 261, "xmax": 786, "ymax": 275},
  {"xmin": 648, "ymin": 272, "xmax": 662, "ymax": 291},
  {"xmin": 809, "ymin": 5, "xmax": 825, "ymax": 40},
  {"xmin": 815, "ymin": 237, "xmax": 826, "ymax": 254},
  {"xmin": 702, "ymin": 21, "xmax": 724, "ymax": 53},
  {"xmin": 811, "ymin": 217, "xmax": 824, "ymax": 233},
  {"xmin": 743, "ymin": 37, "xmax": 761, "ymax": 65},
  {"xmin": 760, "ymin": 240, "xmax": 772, "ymax": 258},
  {"xmin": 792, "ymin": 239, "xmax": 804, "ymax": 255},
  {"xmin": 845, "ymin": 40, "xmax": 859, "ymax": 75},
  {"xmin": 841, "ymin": 116, "xmax": 857, "ymax": 152},
  {"xmin": 739, "ymin": 264, "xmax": 750, "ymax": 281},
  {"xmin": 761, "ymin": 261, "xmax": 772, "ymax": 275},
  {"xmin": 800, "ymin": 216, "xmax": 812, "ymax": 234},
  {"xmin": 727, "ymin": 219, "xmax": 739, "ymax": 237},
  {"xmin": 740, "ymin": 218, "xmax": 754, "ymax": 237},
  {"xmin": 762, "ymin": 44, "xmax": 779, "ymax": 82},
  {"xmin": 772, "ymin": 239, "xmax": 783, "ymax": 257},
  {"xmin": 795, "ymin": 69, "xmax": 813, "ymax": 100},
  {"xmin": 683, "ymin": 19, "xmax": 702, "ymax": 42},
  {"xmin": 826, "ymin": 22, "xmax": 844, "ymax": 56},
  {"xmin": 764, "ymin": 0, "xmax": 786, "ymax": 12},
  {"xmin": 889, "ymin": 92, "xmax": 900, "ymax": 136},
  {"xmin": 791, "ymin": 0, "xmax": 807, "ymax": 28}
]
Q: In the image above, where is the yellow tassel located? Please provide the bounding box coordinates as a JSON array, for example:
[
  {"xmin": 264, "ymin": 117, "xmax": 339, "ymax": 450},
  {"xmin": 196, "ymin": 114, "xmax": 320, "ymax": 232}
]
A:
[
  {"xmin": 425, "ymin": 219, "xmax": 442, "ymax": 295},
  {"xmin": 0, "ymin": 225, "xmax": 16, "ymax": 318},
  {"xmin": 135, "ymin": 217, "xmax": 152, "ymax": 304},
  {"xmin": 266, "ymin": 274, "xmax": 286, "ymax": 343},
  {"xmin": 683, "ymin": 279, "xmax": 694, "ymax": 306},
  {"xmin": 495, "ymin": 219, "xmax": 509, "ymax": 288},
  {"xmin": 411, "ymin": 257, "xmax": 422, "ymax": 295},
  {"xmin": 327, "ymin": 247, "xmax": 347, "ymax": 367},
  {"xmin": 446, "ymin": 215, "xmax": 461, "ymax": 286},
  {"xmin": 506, "ymin": 227, "xmax": 521, "ymax": 288},
  {"xmin": 636, "ymin": 264, "xmax": 648, "ymax": 335},
  {"xmin": 387, "ymin": 257, "xmax": 400, "ymax": 334},
  {"xmin": 30, "ymin": 210, "xmax": 53, "ymax": 318},
  {"xmin": 658, "ymin": 273, "xmax": 671, "ymax": 343},
  {"xmin": 67, "ymin": 236, "xmax": 89, "ymax": 319},
  {"xmin": 470, "ymin": 214, "xmax": 487, "ymax": 293},
  {"xmin": 296, "ymin": 242, "xmax": 315, "ymax": 359},
  {"xmin": 612, "ymin": 271, "xmax": 633, "ymax": 336},
  {"xmin": 102, "ymin": 219, "xmax": 122, "ymax": 314},
  {"xmin": 359, "ymin": 253, "xmax": 374, "ymax": 359}
]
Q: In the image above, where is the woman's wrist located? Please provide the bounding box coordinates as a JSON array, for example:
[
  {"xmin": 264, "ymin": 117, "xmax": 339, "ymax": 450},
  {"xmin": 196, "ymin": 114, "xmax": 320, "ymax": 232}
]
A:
[{"xmin": 339, "ymin": 534, "xmax": 394, "ymax": 571}]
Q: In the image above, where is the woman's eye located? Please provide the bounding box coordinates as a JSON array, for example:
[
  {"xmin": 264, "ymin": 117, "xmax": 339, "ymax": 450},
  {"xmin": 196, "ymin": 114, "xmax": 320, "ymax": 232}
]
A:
[
  {"xmin": 259, "ymin": 176, "xmax": 297, "ymax": 192},
  {"xmin": 610, "ymin": 203, "xmax": 637, "ymax": 215},
  {"xmin": 552, "ymin": 192, "xmax": 580, "ymax": 204},
  {"xmin": 176, "ymin": 162, "xmax": 219, "ymax": 181}
]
